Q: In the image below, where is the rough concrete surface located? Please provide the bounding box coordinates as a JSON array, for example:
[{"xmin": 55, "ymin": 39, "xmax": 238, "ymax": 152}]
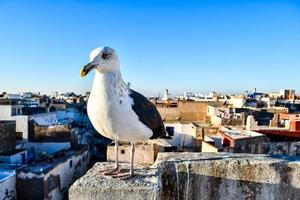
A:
[
  {"xmin": 69, "ymin": 162, "xmax": 161, "ymax": 200},
  {"xmin": 69, "ymin": 153, "xmax": 300, "ymax": 200}
]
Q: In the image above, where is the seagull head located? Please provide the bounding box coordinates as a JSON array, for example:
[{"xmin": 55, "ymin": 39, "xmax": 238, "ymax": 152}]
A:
[{"xmin": 80, "ymin": 46, "xmax": 120, "ymax": 77}]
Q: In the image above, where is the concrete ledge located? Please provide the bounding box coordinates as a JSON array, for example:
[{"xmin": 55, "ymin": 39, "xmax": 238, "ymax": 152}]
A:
[
  {"xmin": 70, "ymin": 153, "xmax": 300, "ymax": 200},
  {"xmin": 69, "ymin": 163, "xmax": 161, "ymax": 200}
]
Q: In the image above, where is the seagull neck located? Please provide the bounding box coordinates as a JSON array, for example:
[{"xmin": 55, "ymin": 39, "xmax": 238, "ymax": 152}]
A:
[{"xmin": 93, "ymin": 70, "xmax": 128, "ymax": 92}]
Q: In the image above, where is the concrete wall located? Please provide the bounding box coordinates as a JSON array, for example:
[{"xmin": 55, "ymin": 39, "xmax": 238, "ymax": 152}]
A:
[
  {"xmin": 24, "ymin": 142, "xmax": 71, "ymax": 160},
  {"xmin": 158, "ymin": 153, "xmax": 300, "ymax": 200},
  {"xmin": 26, "ymin": 109, "xmax": 81, "ymax": 143},
  {"xmin": 230, "ymin": 97, "xmax": 246, "ymax": 108},
  {"xmin": 69, "ymin": 153, "xmax": 300, "ymax": 200},
  {"xmin": 45, "ymin": 150, "xmax": 89, "ymax": 200},
  {"xmin": 210, "ymin": 115, "xmax": 222, "ymax": 126},
  {"xmin": 230, "ymin": 136, "xmax": 269, "ymax": 154},
  {"xmin": 178, "ymin": 101, "xmax": 208, "ymax": 122},
  {"xmin": 157, "ymin": 107, "xmax": 180, "ymax": 121},
  {"xmin": 222, "ymin": 118, "xmax": 244, "ymax": 126},
  {"xmin": 209, "ymin": 115, "xmax": 244, "ymax": 127},
  {"xmin": 0, "ymin": 105, "xmax": 23, "ymax": 119},
  {"xmin": 28, "ymin": 121, "xmax": 71, "ymax": 142},
  {"xmin": 158, "ymin": 101, "xmax": 211, "ymax": 122},
  {"xmin": 107, "ymin": 144, "xmax": 162, "ymax": 165},
  {"xmin": 16, "ymin": 177, "xmax": 44, "ymax": 200},
  {"xmin": 201, "ymin": 142, "xmax": 219, "ymax": 153},
  {"xmin": 0, "ymin": 121, "xmax": 16, "ymax": 154},
  {"xmin": 12, "ymin": 115, "xmax": 29, "ymax": 140},
  {"xmin": 270, "ymin": 113, "xmax": 279, "ymax": 127},
  {"xmin": 207, "ymin": 106, "xmax": 231, "ymax": 118},
  {"xmin": 222, "ymin": 140, "xmax": 300, "ymax": 156},
  {"xmin": 0, "ymin": 150, "xmax": 27, "ymax": 164},
  {"xmin": 0, "ymin": 172, "xmax": 16, "ymax": 200},
  {"xmin": 265, "ymin": 142, "xmax": 300, "ymax": 156},
  {"xmin": 0, "ymin": 105, "xmax": 13, "ymax": 120}
]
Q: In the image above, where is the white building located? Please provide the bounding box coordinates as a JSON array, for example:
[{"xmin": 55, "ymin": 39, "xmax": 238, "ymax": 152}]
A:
[
  {"xmin": 164, "ymin": 122, "xmax": 197, "ymax": 149},
  {"xmin": 183, "ymin": 92, "xmax": 194, "ymax": 100},
  {"xmin": 2, "ymin": 94, "xmax": 22, "ymax": 100},
  {"xmin": 162, "ymin": 89, "xmax": 170, "ymax": 101},
  {"xmin": 280, "ymin": 89, "xmax": 295, "ymax": 100},
  {"xmin": 0, "ymin": 107, "xmax": 81, "ymax": 142},
  {"xmin": 17, "ymin": 148, "xmax": 89, "ymax": 200},
  {"xmin": 0, "ymin": 171, "xmax": 16, "ymax": 200},
  {"xmin": 0, "ymin": 100, "xmax": 28, "ymax": 141},
  {"xmin": 230, "ymin": 96, "xmax": 246, "ymax": 108},
  {"xmin": 0, "ymin": 164, "xmax": 22, "ymax": 200},
  {"xmin": 207, "ymin": 105, "xmax": 231, "ymax": 126},
  {"xmin": 0, "ymin": 102, "xmax": 23, "ymax": 120}
]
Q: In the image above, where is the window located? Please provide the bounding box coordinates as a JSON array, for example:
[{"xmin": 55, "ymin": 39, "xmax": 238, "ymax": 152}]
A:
[
  {"xmin": 11, "ymin": 108, "xmax": 16, "ymax": 116},
  {"xmin": 166, "ymin": 127, "xmax": 175, "ymax": 136},
  {"xmin": 16, "ymin": 132, "xmax": 23, "ymax": 140},
  {"xmin": 47, "ymin": 175, "xmax": 58, "ymax": 192},
  {"xmin": 69, "ymin": 160, "xmax": 73, "ymax": 168},
  {"xmin": 121, "ymin": 150, "xmax": 125, "ymax": 154}
]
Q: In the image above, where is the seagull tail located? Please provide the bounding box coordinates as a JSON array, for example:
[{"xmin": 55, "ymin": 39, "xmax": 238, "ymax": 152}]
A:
[{"xmin": 148, "ymin": 138, "xmax": 172, "ymax": 147}]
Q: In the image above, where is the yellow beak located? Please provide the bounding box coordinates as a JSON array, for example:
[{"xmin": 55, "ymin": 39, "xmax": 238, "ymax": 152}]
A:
[
  {"xmin": 80, "ymin": 68, "xmax": 87, "ymax": 78},
  {"xmin": 80, "ymin": 62, "xmax": 95, "ymax": 78}
]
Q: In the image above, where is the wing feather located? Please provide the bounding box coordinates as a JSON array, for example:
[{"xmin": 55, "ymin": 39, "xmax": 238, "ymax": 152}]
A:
[{"xmin": 129, "ymin": 89, "xmax": 169, "ymax": 139}]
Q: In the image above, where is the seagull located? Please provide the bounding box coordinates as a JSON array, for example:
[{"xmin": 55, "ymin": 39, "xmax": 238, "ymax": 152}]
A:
[{"xmin": 80, "ymin": 46, "xmax": 171, "ymax": 179}]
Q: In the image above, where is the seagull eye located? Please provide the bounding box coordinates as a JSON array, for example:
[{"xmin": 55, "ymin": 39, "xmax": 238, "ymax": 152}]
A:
[{"xmin": 102, "ymin": 52, "xmax": 110, "ymax": 60}]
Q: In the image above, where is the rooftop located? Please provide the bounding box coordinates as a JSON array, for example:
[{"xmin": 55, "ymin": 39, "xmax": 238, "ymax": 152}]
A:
[
  {"xmin": 0, "ymin": 163, "xmax": 24, "ymax": 172},
  {"xmin": 0, "ymin": 171, "xmax": 15, "ymax": 182},
  {"xmin": 0, "ymin": 99, "xmax": 22, "ymax": 105},
  {"xmin": 0, "ymin": 149, "xmax": 27, "ymax": 157},
  {"xmin": 220, "ymin": 126, "xmax": 264, "ymax": 139},
  {"xmin": 19, "ymin": 147, "xmax": 87, "ymax": 174},
  {"xmin": 257, "ymin": 128, "xmax": 300, "ymax": 139}
]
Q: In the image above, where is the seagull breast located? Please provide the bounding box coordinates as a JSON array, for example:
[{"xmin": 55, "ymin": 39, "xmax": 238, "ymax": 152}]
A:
[{"xmin": 87, "ymin": 71, "xmax": 154, "ymax": 142}]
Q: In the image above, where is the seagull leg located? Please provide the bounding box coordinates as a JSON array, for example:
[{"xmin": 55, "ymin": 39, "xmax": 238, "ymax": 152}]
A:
[
  {"xmin": 112, "ymin": 141, "xmax": 135, "ymax": 179},
  {"xmin": 103, "ymin": 140, "xmax": 121, "ymax": 175}
]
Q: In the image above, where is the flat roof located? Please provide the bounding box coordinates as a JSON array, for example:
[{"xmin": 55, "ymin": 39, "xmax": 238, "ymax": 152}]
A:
[
  {"xmin": 0, "ymin": 164, "xmax": 24, "ymax": 171},
  {"xmin": 257, "ymin": 128, "xmax": 300, "ymax": 139},
  {"xmin": 18, "ymin": 147, "xmax": 87, "ymax": 174},
  {"xmin": 220, "ymin": 127, "xmax": 264, "ymax": 139},
  {"xmin": 0, "ymin": 171, "xmax": 15, "ymax": 182},
  {"xmin": 165, "ymin": 121, "xmax": 211, "ymax": 127},
  {"xmin": 258, "ymin": 126, "xmax": 289, "ymax": 131},
  {"xmin": 0, "ymin": 149, "xmax": 27, "ymax": 157}
]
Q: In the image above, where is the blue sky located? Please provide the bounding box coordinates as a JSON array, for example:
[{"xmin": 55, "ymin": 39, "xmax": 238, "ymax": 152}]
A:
[{"xmin": 0, "ymin": 0, "xmax": 299, "ymax": 96}]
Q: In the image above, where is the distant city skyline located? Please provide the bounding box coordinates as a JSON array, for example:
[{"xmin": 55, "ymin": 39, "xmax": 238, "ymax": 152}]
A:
[
  {"xmin": 0, "ymin": 88, "xmax": 297, "ymax": 98},
  {"xmin": 0, "ymin": 0, "xmax": 300, "ymax": 96}
]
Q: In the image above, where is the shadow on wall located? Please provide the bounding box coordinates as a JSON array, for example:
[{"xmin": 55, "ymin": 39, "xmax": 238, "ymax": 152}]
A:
[{"xmin": 160, "ymin": 157, "xmax": 300, "ymax": 200}]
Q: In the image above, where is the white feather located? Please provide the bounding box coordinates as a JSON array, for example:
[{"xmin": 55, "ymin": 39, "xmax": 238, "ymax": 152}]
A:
[{"xmin": 87, "ymin": 71, "xmax": 153, "ymax": 142}]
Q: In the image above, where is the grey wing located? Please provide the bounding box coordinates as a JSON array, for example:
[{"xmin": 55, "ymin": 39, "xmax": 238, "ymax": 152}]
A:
[{"xmin": 129, "ymin": 89, "xmax": 170, "ymax": 139}]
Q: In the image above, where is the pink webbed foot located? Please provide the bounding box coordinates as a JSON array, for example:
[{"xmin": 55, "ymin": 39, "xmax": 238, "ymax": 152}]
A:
[
  {"xmin": 103, "ymin": 167, "xmax": 121, "ymax": 176},
  {"xmin": 99, "ymin": 166, "xmax": 121, "ymax": 176},
  {"xmin": 112, "ymin": 172, "xmax": 134, "ymax": 180}
]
